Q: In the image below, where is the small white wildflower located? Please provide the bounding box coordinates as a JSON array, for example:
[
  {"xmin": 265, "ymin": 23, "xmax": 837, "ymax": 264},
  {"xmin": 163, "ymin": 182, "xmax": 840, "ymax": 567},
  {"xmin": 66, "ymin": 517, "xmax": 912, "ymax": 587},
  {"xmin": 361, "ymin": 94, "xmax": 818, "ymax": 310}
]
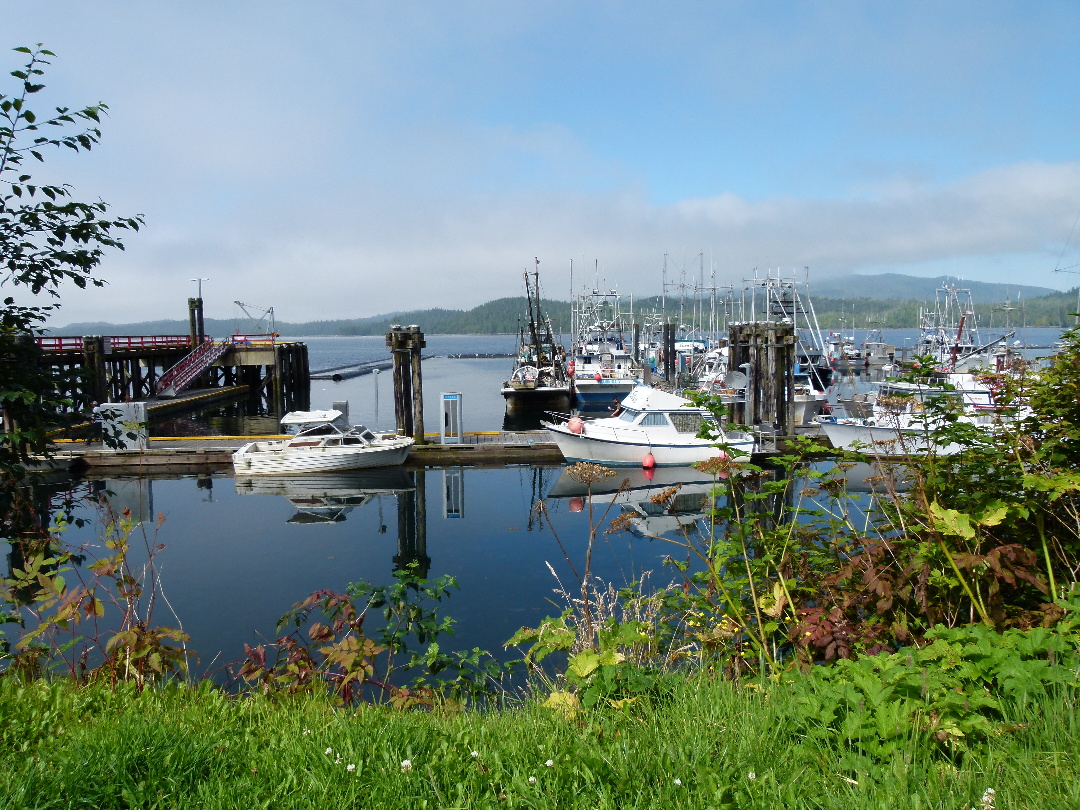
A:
[
  {"xmin": 545, "ymin": 759, "xmax": 554, "ymax": 768},
  {"xmin": 470, "ymin": 750, "xmax": 479, "ymax": 758},
  {"xmin": 980, "ymin": 787, "xmax": 996, "ymax": 810},
  {"xmin": 346, "ymin": 763, "xmax": 356, "ymax": 773},
  {"xmin": 748, "ymin": 772, "xmax": 756, "ymax": 780},
  {"xmin": 324, "ymin": 747, "xmax": 333, "ymax": 755},
  {"xmin": 334, "ymin": 755, "xmax": 342, "ymax": 765},
  {"xmin": 302, "ymin": 728, "xmax": 311, "ymax": 735},
  {"xmin": 528, "ymin": 776, "xmax": 537, "ymax": 784},
  {"xmin": 673, "ymin": 778, "xmax": 683, "ymax": 787},
  {"xmin": 401, "ymin": 759, "xmax": 413, "ymax": 773}
]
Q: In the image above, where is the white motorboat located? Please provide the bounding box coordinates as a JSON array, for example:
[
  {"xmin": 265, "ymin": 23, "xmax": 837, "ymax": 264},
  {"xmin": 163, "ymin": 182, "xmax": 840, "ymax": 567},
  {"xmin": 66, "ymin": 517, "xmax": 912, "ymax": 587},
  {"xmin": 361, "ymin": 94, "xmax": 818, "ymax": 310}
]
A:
[
  {"xmin": 817, "ymin": 375, "xmax": 1021, "ymax": 456},
  {"xmin": 232, "ymin": 409, "xmax": 413, "ymax": 475},
  {"xmin": 542, "ymin": 385, "xmax": 756, "ymax": 467}
]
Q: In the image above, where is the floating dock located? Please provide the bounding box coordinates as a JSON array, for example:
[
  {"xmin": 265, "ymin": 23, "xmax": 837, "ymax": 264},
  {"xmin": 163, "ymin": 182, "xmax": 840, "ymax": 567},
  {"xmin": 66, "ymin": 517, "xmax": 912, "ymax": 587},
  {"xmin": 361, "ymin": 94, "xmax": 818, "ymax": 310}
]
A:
[{"xmin": 48, "ymin": 431, "xmax": 566, "ymax": 475}]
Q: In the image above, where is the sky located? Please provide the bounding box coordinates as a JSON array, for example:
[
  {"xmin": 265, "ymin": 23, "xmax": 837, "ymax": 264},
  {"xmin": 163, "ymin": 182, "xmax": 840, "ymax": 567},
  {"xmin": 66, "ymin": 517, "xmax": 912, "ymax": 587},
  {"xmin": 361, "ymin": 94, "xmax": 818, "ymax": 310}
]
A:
[{"xmin": 5, "ymin": 1, "xmax": 1080, "ymax": 328}]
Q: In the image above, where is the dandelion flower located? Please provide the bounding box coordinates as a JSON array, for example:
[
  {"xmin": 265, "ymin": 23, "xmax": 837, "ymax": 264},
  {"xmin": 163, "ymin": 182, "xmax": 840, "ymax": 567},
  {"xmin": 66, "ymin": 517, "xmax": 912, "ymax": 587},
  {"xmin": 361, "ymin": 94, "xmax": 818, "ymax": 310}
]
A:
[
  {"xmin": 347, "ymin": 764, "xmax": 356, "ymax": 773},
  {"xmin": 401, "ymin": 760, "xmax": 413, "ymax": 773},
  {"xmin": 674, "ymin": 778, "xmax": 683, "ymax": 787},
  {"xmin": 528, "ymin": 776, "xmax": 537, "ymax": 784},
  {"xmin": 545, "ymin": 759, "xmax": 554, "ymax": 768},
  {"xmin": 748, "ymin": 772, "xmax": 756, "ymax": 780}
]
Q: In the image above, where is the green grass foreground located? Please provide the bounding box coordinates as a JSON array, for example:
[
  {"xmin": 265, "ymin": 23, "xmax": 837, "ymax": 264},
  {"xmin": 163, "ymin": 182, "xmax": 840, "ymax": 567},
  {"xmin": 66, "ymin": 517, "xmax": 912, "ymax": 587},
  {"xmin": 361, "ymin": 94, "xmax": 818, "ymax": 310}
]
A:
[{"xmin": 1, "ymin": 675, "xmax": 1076, "ymax": 809}]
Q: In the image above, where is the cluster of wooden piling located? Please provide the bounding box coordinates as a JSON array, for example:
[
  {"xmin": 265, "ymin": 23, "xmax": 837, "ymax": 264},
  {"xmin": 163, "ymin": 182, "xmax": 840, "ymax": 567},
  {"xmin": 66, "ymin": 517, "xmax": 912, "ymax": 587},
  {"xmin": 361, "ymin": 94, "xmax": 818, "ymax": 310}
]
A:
[
  {"xmin": 727, "ymin": 322, "xmax": 797, "ymax": 434},
  {"xmin": 385, "ymin": 325, "xmax": 426, "ymax": 445}
]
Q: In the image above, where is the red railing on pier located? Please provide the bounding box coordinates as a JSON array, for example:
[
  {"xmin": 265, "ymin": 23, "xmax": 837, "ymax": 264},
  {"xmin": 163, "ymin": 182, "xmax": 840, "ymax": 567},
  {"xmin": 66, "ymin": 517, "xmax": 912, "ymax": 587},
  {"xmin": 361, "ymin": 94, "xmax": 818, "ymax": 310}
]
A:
[
  {"xmin": 156, "ymin": 338, "xmax": 233, "ymax": 397},
  {"xmin": 36, "ymin": 333, "xmax": 279, "ymax": 352},
  {"xmin": 36, "ymin": 335, "xmax": 194, "ymax": 352},
  {"xmin": 154, "ymin": 334, "xmax": 277, "ymax": 397}
]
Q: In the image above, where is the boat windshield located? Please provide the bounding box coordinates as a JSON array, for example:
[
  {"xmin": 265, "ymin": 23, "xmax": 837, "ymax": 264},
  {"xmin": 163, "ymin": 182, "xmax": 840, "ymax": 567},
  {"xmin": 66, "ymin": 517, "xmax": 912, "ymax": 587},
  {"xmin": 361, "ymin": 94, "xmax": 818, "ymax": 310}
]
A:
[
  {"xmin": 669, "ymin": 412, "xmax": 706, "ymax": 434},
  {"xmin": 618, "ymin": 410, "xmax": 639, "ymax": 422}
]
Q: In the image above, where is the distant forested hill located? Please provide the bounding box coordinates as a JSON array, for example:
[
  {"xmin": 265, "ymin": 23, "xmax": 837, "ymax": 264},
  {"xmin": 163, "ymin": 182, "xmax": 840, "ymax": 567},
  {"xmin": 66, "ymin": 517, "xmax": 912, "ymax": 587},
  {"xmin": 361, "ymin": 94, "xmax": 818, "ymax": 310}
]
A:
[
  {"xmin": 809, "ymin": 273, "xmax": 1057, "ymax": 303},
  {"xmin": 51, "ymin": 276, "xmax": 1078, "ymax": 336}
]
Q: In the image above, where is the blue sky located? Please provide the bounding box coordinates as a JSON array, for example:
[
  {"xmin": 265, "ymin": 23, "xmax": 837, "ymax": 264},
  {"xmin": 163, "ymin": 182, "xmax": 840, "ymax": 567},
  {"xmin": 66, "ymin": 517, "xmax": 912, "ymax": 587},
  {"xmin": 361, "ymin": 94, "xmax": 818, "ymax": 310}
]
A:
[{"xmin": 6, "ymin": 1, "xmax": 1080, "ymax": 326}]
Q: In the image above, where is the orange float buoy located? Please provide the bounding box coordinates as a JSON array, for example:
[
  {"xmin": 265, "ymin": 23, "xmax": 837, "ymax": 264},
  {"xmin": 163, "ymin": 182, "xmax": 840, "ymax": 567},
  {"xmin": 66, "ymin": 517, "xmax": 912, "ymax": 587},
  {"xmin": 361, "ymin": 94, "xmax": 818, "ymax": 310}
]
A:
[
  {"xmin": 642, "ymin": 467, "xmax": 655, "ymax": 481},
  {"xmin": 567, "ymin": 417, "xmax": 584, "ymax": 434},
  {"xmin": 642, "ymin": 452, "xmax": 656, "ymax": 469}
]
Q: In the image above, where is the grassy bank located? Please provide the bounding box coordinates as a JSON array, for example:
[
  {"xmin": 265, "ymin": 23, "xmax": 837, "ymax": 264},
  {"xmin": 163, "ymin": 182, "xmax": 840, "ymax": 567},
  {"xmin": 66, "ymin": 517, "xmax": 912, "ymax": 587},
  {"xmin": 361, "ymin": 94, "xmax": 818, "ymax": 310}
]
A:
[{"xmin": 1, "ymin": 674, "xmax": 1077, "ymax": 809}]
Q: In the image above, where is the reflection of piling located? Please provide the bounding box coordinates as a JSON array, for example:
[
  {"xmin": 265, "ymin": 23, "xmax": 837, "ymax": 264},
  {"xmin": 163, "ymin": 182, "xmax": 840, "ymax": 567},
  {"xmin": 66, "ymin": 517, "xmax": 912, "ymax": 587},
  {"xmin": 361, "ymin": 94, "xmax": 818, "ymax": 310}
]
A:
[
  {"xmin": 728, "ymin": 323, "xmax": 796, "ymax": 434},
  {"xmin": 385, "ymin": 325, "xmax": 426, "ymax": 444},
  {"xmin": 394, "ymin": 469, "xmax": 429, "ymax": 577}
]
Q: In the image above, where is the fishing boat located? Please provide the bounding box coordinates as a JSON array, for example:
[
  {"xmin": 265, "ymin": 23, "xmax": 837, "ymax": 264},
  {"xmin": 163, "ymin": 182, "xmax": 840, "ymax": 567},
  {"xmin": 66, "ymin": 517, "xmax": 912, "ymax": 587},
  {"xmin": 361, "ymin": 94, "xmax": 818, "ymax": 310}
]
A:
[
  {"xmin": 569, "ymin": 285, "xmax": 641, "ymax": 409},
  {"xmin": 542, "ymin": 385, "xmax": 755, "ymax": 467},
  {"xmin": 232, "ymin": 409, "xmax": 413, "ymax": 475},
  {"xmin": 501, "ymin": 260, "xmax": 572, "ymax": 414}
]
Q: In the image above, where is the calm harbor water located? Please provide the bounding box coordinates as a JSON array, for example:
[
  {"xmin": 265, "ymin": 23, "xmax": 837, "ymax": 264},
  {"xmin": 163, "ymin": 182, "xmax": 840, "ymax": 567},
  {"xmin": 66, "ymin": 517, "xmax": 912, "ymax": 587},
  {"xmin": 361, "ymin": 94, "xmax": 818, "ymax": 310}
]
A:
[
  {"xmin": 20, "ymin": 464, "xmax": 759, "ymax": 681},
  {"xmin": 6, "ymin": 327, "xmax": 1062, "ymax": 681}
]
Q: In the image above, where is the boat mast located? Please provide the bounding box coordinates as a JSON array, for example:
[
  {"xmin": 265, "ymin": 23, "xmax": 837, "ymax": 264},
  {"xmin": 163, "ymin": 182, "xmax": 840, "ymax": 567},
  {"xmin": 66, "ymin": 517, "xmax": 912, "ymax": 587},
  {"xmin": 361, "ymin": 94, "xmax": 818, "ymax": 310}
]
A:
[{"xmin": 524, "ymin": 259, "xmax": 544, "ymax": 363}]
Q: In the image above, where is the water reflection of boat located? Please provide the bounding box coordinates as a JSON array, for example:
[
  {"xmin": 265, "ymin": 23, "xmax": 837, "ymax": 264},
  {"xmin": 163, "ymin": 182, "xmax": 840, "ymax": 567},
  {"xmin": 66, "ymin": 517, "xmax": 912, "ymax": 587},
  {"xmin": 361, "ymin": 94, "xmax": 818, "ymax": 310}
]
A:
[
  {"xmin": 547, "ymin": 465, "xmax": 718, "ymax": 537},
  {"xmin": 234, "ymin": 467, "xmax": 415, "ymax": 524}
]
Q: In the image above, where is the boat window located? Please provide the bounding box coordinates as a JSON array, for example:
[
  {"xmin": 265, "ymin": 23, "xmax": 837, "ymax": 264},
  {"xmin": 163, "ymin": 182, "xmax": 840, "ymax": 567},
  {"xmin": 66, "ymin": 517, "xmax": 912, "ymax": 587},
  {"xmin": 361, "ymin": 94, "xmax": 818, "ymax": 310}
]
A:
[
  {"xmin": 354, "ymin": 426, "xmax": 377, "ymax": 440},
  {"xmin": 639, "ymin": 412, "xmax": 670, "ymax": 427},
  {"xmin": 324, "ymin": 438, "xmax": 341, "ymax": 447},
  {"xmin": 618, "ymin": 409, "xmax": 639, "ymax": 422},
  {"xmin": 669, "ymin": 412, "xmax": 704, "ymax": 434}
]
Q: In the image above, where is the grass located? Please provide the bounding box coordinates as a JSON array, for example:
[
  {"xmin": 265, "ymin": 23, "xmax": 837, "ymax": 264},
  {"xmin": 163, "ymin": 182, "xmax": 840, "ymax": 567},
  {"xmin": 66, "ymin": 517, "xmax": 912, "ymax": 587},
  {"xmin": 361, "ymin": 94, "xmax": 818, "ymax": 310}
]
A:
[{"xmin": 0, "ymin": 674, "xmax": 1077, "ymax": 809}]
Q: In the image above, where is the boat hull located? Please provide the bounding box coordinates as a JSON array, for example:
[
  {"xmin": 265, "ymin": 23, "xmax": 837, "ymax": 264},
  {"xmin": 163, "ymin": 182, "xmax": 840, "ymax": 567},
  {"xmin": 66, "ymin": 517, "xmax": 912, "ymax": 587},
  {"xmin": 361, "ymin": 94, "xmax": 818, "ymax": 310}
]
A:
[
  {"xmin": 817, "ymin": 418, "xmax": 960, "ymax": 456},
  {"xmin": 543, "ymin": 421, "xmax": 754, "ymax": 467},
  {"xmin": 501, "ymin": 384, "xmax": 573, "ymax": 414},
  {"xmin": 232, "ymin": 438, "xmax": 414, "ymax": 475}
]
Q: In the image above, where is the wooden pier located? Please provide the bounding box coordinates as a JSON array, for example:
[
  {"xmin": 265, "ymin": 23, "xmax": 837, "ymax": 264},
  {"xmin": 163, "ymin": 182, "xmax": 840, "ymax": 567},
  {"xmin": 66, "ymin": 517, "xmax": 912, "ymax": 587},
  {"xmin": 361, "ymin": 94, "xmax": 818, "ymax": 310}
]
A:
[{"xmin": 33, "ymin": 332, "xmax": 309, "ymax": 419}]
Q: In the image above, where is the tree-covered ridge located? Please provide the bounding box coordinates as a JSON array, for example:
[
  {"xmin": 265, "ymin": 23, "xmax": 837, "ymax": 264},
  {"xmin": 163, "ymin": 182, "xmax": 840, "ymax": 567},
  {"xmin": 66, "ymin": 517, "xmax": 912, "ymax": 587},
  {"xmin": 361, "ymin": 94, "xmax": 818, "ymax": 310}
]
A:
[{"xmin": 55, "ymin": 286, "xmax": 1078, "ymax": 336}]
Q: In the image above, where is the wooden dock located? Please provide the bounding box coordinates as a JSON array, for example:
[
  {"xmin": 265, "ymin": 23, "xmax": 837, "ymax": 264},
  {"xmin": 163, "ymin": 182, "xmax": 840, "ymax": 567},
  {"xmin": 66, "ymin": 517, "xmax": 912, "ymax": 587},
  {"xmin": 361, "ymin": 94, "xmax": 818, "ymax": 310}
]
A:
[{"xmin": 48, "ymin": 431, "xmax": 565, "ymax": 475}]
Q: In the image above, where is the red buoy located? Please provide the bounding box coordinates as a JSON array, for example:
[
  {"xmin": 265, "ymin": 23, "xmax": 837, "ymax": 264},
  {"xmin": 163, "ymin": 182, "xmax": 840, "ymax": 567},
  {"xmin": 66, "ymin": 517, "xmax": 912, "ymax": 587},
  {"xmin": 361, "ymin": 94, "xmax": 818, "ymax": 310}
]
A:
[
  {"xmin": 569, "ymin": 497, "xmax": 585, "ymax": 513},
  {"xmin": 567, "ymin": 417, "xmax": 584, "ymax": 434},
  {"xmin": 642, "ymin": 452, "xmax": 656, "ymax": 469},
  {"xmin": 642, "ymin": 467, "xmax": 655, "ymax": 481}
]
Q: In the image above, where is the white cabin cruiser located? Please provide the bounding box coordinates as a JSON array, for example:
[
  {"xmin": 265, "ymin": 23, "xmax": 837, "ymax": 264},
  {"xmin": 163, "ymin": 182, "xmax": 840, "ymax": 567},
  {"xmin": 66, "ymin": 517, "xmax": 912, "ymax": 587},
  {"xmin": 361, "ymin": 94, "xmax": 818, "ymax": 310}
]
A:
[
  {"xmin": 542, "ymin": 386, "xmax": 756, "ymax": 467},
  {"xmin": 232, "ymin": 409, "xmax": 413, "ymax": 475},
  {"xmin": 817, "ymin": 375, "xmax": 1021, "ymax": 457}
]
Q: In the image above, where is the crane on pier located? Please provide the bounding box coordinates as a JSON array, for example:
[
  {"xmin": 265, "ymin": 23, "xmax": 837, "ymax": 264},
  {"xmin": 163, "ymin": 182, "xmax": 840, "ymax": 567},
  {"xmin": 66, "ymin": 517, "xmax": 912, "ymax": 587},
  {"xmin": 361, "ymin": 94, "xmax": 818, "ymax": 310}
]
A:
[{"xmin": 234, "ymin": 300, "xmax": 276, "ymax": 335}]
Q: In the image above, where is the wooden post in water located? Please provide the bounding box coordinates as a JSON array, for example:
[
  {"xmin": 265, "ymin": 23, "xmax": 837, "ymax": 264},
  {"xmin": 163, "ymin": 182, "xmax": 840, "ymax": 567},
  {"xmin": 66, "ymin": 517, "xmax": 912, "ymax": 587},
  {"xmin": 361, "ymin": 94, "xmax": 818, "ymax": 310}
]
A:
[
  {"xmin": 385, "ymin": 325, "xmax": 426, "ymax": 442},
  {"xmin": 408, "ymin": 325, "xmax": 426, "ymax": 445}
]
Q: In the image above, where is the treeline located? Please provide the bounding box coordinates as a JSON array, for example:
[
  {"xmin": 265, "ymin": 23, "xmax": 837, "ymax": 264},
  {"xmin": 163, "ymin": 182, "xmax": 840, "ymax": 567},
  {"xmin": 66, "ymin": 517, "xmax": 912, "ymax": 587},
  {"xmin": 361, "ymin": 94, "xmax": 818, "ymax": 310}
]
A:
[{"xmin": 54, "ymin": 289, "xmax": 1079, "ymax": 337}]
